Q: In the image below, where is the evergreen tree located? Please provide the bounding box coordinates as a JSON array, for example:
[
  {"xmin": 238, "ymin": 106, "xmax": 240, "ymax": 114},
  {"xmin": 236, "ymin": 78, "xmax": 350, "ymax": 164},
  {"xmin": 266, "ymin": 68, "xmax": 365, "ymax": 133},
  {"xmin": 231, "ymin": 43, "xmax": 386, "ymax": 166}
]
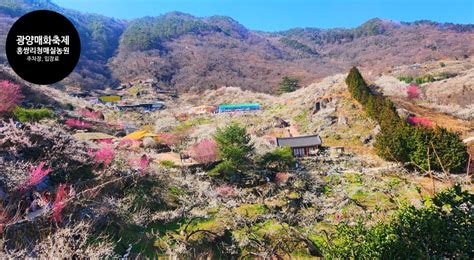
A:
[
  {"xmin": 346, "ymin": 67, "xmax": 468, "ymax": 173},
  {"xmin": 212, "ymin": 124, "xmax": 254, "ymax": 178},
  {"xmin": 278, "ymin": 76, "xmax": 300, "ymax": 94}
]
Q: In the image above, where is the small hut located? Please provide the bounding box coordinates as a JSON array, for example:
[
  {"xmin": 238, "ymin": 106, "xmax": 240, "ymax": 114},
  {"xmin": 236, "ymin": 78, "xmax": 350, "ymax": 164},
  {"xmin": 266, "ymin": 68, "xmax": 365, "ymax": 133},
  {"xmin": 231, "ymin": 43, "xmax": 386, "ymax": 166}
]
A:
[{"xmin": 276, "ymin": 135, "xmax": 322, "ymax": 157}]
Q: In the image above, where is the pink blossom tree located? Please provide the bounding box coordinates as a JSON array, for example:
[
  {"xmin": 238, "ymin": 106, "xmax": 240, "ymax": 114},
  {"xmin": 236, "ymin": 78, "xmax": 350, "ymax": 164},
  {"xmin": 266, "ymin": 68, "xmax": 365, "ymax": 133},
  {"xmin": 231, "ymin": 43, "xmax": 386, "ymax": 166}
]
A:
[
  {"xmin": 77, "ymin": 108, "xmax": 104, "ymax": 120},
  {"xmin": 189, "ymin": 139, "xmax": 217, "ymax": 164},
  {"xmin": 88, "ymin": 145, "xmax": 115, "ymax": 171},
  {"xmin": 407, "ymin": 116, "xmax": 433, "ymax": 127},
  {"xmin": 407, "ymin": 83, "xmax": 420, "ymax": 99},
  {"xmin": 128, "ymin": 154, "xmax": 151, "ymax": 175},
  {"xmin": 156, "ymin": 133, "xmax": 181, "ymax": 146},
  {"xmin": 0, "ymin": 80, "xmax": 23, "ymax": 113},
  {"xmin": 65, "ymin": 119, "xmax": 92, "ymax": 129}
]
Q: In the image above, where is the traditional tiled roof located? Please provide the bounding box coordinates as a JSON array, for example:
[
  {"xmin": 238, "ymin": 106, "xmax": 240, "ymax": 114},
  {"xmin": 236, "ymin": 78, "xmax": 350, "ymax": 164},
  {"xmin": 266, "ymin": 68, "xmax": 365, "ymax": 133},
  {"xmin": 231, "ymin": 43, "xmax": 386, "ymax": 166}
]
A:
[{"xmin": 276, "ymin": 135, "xmax": 322, "ymax": 148}]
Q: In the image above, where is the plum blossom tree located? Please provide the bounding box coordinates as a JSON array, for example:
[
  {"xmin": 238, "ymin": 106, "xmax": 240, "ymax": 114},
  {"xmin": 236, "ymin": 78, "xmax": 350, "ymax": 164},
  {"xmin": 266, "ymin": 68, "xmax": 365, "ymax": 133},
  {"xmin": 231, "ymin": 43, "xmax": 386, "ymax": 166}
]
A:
[
  {"xmin": 190, "ymin": 139, "xmax": 217, "ymax": 164},
  {"xmin": 407, "ymin": 83, "xmax": 420, "ymax": 99},
  {"xmin": 156, "ymin": 133, "xmax": 180, "ymax": 146},
  {"xmin": 407, "ymin": 116, "xmax": 433, "ymax": 127},
  {"xmin": 65, "ymin": 118, "xmax": 92, "ymax": 129},
  {"xmin": 77, "ymin": 108, "xmax": 104, "ymax": 120},
  {"xmin": 0, "ymin": 80, "xmax": 23, "ymax": 113},
  {"xmin": 128, "ymin": 154, "xmax": 151, "ymax": 175}
]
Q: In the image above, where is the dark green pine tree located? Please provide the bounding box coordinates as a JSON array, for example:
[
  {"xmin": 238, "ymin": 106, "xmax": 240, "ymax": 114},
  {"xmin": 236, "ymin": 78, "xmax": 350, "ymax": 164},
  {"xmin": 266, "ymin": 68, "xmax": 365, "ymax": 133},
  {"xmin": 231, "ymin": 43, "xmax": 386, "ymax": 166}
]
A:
[{"xmin": 277, "ymin": 76, "xmax": 300, "ymax": 94}]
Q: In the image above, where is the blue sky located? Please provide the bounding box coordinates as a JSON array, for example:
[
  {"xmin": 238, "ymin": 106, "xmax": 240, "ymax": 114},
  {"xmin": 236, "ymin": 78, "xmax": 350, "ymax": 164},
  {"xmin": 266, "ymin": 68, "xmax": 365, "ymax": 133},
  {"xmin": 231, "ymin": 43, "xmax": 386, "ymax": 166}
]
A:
[{"xmin": 52, "ymin": 0, "xmax": 474, "ymax": 31}]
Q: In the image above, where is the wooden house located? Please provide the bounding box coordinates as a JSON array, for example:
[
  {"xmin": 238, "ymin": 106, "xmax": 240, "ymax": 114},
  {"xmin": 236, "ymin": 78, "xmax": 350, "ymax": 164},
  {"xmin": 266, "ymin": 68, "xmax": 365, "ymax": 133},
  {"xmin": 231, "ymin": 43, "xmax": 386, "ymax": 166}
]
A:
[{"xmin": 276, "ymin": 135, "xmax": 322, "ymax": 157}]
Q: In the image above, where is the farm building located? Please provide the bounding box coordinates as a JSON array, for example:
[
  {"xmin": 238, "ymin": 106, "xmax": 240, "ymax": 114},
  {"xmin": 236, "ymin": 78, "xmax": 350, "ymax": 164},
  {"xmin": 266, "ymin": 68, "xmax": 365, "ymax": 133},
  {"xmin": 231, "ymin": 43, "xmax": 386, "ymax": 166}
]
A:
[
  {"xmin": 68, "ymin": 91, "xmax": 90, "ymax": 98},
  {"xmin": 99, "ymin": 95, "xmax": 122, "ymax": 105},
  {"xmin": 276, "ymin": 135, "xmax": 322, "ymax": 157},
  {"xmin": 190, "ymin": 105, "xmax": 217, "ymax": 114},
  {"xmin": 118, "ymin": 103, "xmax": 165, "ymax": 112},
  {"xmin": 217, "ymin": 103, "xmax": 261, "ymax": 113}
]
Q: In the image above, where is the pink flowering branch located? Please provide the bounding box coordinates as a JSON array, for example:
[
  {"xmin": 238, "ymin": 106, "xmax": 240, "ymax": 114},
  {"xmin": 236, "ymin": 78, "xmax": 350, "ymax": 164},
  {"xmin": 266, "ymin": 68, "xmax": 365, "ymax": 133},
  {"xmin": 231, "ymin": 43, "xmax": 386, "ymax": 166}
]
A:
[
  {"xmin": 65, "ymin": 118, "xmax": 92, "ymax": 129},
  {"xmin": 23, "ymin": 162, "xmax": 52, "ymax": 189},
  {"xmin": 52, "ymin": 184, "xmax": 68, "ymax": 223},
  {"xmin": 189, "ymin": 139, "xmax": 217, "ymax": 164}
]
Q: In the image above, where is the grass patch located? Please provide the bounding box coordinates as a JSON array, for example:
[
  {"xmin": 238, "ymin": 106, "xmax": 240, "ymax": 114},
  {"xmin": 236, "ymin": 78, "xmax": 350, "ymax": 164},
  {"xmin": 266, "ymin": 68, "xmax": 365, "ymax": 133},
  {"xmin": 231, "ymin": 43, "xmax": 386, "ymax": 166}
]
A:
[
  {"xmin": 251, "ymin": 220, "xmax": 286, "ymax": 237},
  {"xmin": 234, "ymin": 204, "xmax": 268, "ymax": 218},
  {"xmin": 13, "ymin": 106, "xmax": 54, "ymax": 123},
  {"xmin": 344, "ymin": 172, "xmax": 363, "ymax": 184},
  {"xmin": 293, "ymin": 108, "xmax": 310, "ymax": 132},
  {"xmin": 160, "ymin": 160, "xmax": 176, "ymax": 168}
]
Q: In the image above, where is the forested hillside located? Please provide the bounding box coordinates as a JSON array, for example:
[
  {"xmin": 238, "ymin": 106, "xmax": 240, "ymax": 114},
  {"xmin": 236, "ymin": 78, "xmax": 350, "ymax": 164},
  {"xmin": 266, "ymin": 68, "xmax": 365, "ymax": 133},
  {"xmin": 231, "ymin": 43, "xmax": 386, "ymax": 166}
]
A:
[{"xmin": 1, "ymin": 0, "xmax": 473, "ymax": 93}]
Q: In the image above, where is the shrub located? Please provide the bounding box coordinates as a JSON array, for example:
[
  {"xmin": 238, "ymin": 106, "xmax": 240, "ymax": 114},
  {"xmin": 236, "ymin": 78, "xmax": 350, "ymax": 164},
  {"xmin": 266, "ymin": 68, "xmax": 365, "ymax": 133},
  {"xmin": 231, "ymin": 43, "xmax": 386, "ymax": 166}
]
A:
[
  {"xmin": 129, "ymin": 154, "xmax": 151, "ymax": 174},
  {"xmin": 119, "ymin": 138, "xmax": 141, "ymax": 148},
  {"xmin": 156, "ymin": 133, "xmax": 181, "ymax": 147},
  {"xmin": 159, "ymin": 160, "xmax": 176, "ymax": 168},
  {"xmin": 259, "ymin": 146, "xmax": 294, "ymax": 171},
  {"xmin": 0, "ymin": 80, "xmax": 23, "ymax": 114},
  {"xmin": 274, "ymin": 172, "xmax": 289, "ymax": 185},
  {"xmin": 13, "ymin": 107, "xmax": 54, "ymax": 123},
  {"xmin": 321, "ymin": 185, "xmax": 474, "ymax": 258},
  {"xmin": 347, "ymin": 67, "xmax": 467, "ymax": 172},
  {"xmin": 409, "ymin": 127, "xmax": 468, "ymax": 172},
  {"xmin": 397, "ymin": 76, "xmax": 414, "ymax": 84},
  {"xmin": 212, "ymin": 124, "xmax": 254, "ymax": 178}
]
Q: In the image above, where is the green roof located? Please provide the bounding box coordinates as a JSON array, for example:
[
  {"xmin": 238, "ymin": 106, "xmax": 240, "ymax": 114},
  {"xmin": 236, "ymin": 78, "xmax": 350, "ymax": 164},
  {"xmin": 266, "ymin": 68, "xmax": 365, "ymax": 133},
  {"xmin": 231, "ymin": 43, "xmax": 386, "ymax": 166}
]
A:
[
  {"xmin": 219, "ymin": 103, "xmax": 260, "ymax": 109},
  {"xmin": 99, "ymin": 95, "xmax": 122, "ymax": 102}
]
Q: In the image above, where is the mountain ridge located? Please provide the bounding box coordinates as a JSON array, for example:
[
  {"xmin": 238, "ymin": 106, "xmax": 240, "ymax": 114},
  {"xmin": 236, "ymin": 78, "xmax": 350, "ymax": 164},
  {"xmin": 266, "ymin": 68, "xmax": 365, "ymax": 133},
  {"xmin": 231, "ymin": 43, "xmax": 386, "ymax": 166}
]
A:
[{"xmin": 1, "ymin": 0, "xmax": 473, "ymax": 93}]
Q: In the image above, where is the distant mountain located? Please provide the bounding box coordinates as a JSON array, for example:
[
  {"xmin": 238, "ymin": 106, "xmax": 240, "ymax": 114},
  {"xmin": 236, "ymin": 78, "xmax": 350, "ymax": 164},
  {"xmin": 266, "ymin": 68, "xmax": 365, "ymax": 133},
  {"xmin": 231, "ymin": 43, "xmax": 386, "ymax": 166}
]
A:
[
  {"xmin": 1, "ymin": 0, "xmax": 474, "ymax": 93},
  {"xmin": 0, "ymin": 0, "xmax": 126, "ymax": 89}
]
